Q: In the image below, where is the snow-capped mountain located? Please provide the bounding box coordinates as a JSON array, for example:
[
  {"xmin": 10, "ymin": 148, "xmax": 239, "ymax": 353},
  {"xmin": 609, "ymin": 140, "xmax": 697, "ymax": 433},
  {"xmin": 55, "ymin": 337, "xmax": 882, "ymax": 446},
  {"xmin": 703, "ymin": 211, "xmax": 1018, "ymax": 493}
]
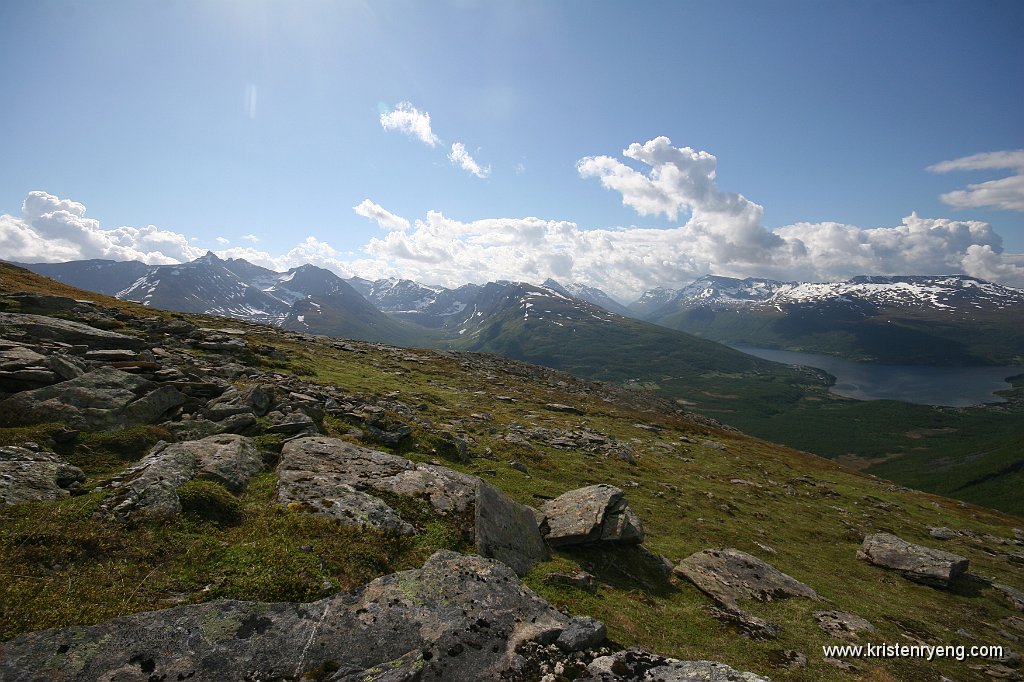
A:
[
  {"xmin": 542, "ymin": 279, "xmax": 634, "ymax": 317},
  {"xmin": 655, "ymin": 274, "xmax": 1024, "ymax": 314},
  {"xmin": 640, "ymin": 274, "xmax": 1024, "ymax": 365},
  {"xmin": 19, "ymin": 254, "xmax": 417, "ymax": 343}
]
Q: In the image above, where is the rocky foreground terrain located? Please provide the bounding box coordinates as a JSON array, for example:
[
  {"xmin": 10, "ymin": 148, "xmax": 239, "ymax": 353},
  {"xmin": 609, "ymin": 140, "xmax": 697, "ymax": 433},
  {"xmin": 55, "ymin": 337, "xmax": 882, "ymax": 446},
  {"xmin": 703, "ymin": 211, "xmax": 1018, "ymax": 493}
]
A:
[{"xmin": 0, "ymin": 263, "xmax": 1022, "ymax": 681}]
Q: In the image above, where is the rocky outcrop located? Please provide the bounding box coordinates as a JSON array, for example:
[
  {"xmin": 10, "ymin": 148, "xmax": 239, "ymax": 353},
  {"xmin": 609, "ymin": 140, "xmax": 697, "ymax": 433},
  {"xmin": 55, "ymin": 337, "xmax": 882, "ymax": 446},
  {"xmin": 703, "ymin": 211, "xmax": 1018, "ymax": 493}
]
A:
[
  {"xmin": 581, "ymin": 649, "xmax": 771, "ymax": 681},
  {"xmin": 674, "ymin": 548, "xmax": 821, "ymax": 606},
  {"xmin": 475, "ymin": 479, "xmax": 548, "ymax": 576},
  {"xmin": 0, "ymin": 312, "xmax": 147, "ymax": 350},
  {"xmin": 0, "ymin": 552, "xmax": 587, "ymax": 681},
  {"xmin": 813, "ymin": 610, "xmax": 876, "ymax": 640},
  {"xmin": 0, "ymin": 367, "xmax": 185, "ymax": 430},
  {"xmin": 276, "ymin": 437, "xmax": 477, "ymax": 533},
  {"xmin": 103, "ymin": 435, "xmax": 265, "ymax": 520},
  {"xmin": 858, "ymin": 533, "xmax": 969, "ymax": 588},
  {"xmin": 0, "ymin": 445, "xmax": 85, "ymax": 505},
  {"xmin": 674, "ymin": 548, "xmax": 821, "ymax": 640},
  {"xmin": 540, "ymin": 484, "xmax": 644, "ymax": 547}
]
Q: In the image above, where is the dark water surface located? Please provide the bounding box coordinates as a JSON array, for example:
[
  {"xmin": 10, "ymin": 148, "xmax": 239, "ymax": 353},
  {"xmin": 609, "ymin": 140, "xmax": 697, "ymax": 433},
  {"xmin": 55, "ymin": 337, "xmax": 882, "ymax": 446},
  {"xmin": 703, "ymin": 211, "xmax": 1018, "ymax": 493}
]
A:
[{"xmin": 733, "ymin": 346, "xmax": 1022, "ymax": 406}]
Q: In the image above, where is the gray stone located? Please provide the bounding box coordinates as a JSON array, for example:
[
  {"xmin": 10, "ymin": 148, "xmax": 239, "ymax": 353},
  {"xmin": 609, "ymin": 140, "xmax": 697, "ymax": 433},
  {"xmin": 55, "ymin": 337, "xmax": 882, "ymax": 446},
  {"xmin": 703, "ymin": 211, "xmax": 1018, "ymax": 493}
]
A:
[
  {"xmin": 995, "ymin": 584, "xmax": 1024, "ymax": 612},
  {"xmin": 545, "ymin": 402, "xmax": 586, "ymax": 415},
  {"xmin": 0, "ymin": 551, "xmax": 583, "ymax": 682},
  {"xmin": 583, "ymin": 649, "xmax": 771, "ymax": 681},
  {"xmin": 813, "ymin": 610, "xmax": 876, "ymax": 640},
  {"xmin": 0, "ymin": 446, "xmax": 85, "ymax": 505},
  {"xmin": 475, "ymin": 479, "xmax": 548, "ymax": 576},
  {"xmin": 674, "ymin": 548, "xmax": 821, "ymax": 607},
  {"xmin": 540, "ymin": 484, "xmax": 645, "ymax": 547},
  {"xmin": 105, "ymin": 441, "xmax": 197, "ymax": 520},
  {"xmin": 190, "ymin": 434, "xmax": 265, "ymax": 493},
  {"xmin": 556, "ymin": 616, "xmax": 607, "ymax": 652},
  {"xmin": 706, "ymin": 605, "xmax": 779, "ymax": 640},
  {"xmin": 266, "ymin": 410, "xmax": 317, "ymax": 434},
  {"xmin": 0, "ymin": 312, "xmax": 147, "ymax": 349},
  {"xmin": 929, "ymin": 526, "xmax": 957, "ymax": 540},
  {"xmin": 544, "ymin": 571, "xmax": 599, "ymax": 593},
  {"xmin": 858, "ymin": 533, "xmax": 969, "ymax": 588},
  {"xmin": 0, "ymin": 367, "xmax": 184, "ymax": 430}
]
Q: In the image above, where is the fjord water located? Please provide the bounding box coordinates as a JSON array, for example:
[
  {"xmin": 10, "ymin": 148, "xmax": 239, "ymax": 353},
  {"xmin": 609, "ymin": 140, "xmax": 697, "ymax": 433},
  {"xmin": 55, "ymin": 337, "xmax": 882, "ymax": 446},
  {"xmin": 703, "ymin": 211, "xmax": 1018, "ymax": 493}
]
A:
[{"xmin": 733, "ymin": 346, "xmax": 1022, "ymax": 406}]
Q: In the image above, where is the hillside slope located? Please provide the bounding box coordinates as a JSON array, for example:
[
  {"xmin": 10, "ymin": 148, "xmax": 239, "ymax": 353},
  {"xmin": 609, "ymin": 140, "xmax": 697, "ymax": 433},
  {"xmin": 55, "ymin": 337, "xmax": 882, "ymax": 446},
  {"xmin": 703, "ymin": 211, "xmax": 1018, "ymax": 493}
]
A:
[{"xmin": 1, "ymin": 262, "xmax": 1023, "ymax": 681}]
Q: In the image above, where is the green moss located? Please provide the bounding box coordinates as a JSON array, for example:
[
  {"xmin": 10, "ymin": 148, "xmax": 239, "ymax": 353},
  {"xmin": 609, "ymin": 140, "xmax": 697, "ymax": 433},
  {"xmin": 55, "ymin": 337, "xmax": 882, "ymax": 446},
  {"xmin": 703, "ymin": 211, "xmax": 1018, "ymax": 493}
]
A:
[{"xmin": 177, "ymin": 479, "xmax": 243, "ymax": 526}]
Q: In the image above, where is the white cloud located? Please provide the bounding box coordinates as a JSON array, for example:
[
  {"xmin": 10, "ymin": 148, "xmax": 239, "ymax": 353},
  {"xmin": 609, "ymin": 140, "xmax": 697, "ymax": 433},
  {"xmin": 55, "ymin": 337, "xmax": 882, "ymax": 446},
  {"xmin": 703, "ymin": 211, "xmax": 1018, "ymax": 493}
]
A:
[
  {"xmin": 353, "ymin": 199, "xmax": 410, "ymax": 231},
  {"xmin": 215, "ymin": 236, "xmax": 229, "ymax": 245},
  {"xmin": 514, "ymin": 162, "xmax": 526, "ymax": 175},
  {"xmin": 380, "ymin": 101, "xmax": 439, "ymax": 147},
  {"xmin": 448, "ymin": 143, "xmax": 491, "ymax": 178},
  {"xmin": 928, "ymin": 150, "xmax": 1024, "ymax": 212},
  {"xmin": 1, "ymin": 191, "xmax": 203, "ymax": 265},
  {"xmin": 242, "ymin": 233, "xmax": 260, "ymax": 243}
]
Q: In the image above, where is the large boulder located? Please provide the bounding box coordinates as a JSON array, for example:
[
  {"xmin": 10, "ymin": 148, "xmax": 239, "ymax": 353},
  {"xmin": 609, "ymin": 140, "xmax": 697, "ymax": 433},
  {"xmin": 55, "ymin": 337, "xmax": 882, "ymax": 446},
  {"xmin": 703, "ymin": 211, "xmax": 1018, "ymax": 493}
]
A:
[
  {"xmin": 540, "ymin": 484, "xmax": 644, "ymax": 547},
  {"xmin": 475, "ymin": 479, "xmax": 549, "ymax": 576},
  {"xmin": 674, "ymin": 548, "xmax": 821, "ymax": 608},
  {"xmin": 0, "ymin": 367, "xmax": 185, "ymax": 429},
  {"xmin": 858, "ymin": 533, "xmax": 969, "ymax": 588},
  {"xmin": 0, "ymin": 312, "xmax": 147, "ymax": 349},
  {"xmin": 104, "ymin": 435, "xmax": 265, "ymax": 520},
  {"xmin": 0, "ymin": 551, "xmax": 591, "ymax": 681},
  {"xmin": 814, "ymin": 610, "xmax": 876, "ymax": 640},
  {"xmin": 0, "ymin": 446, "xmax": 85, "ymax": 505},
  {"xmin": 276, "ymin": 437, "xmax": 478, "ymax": 534}
]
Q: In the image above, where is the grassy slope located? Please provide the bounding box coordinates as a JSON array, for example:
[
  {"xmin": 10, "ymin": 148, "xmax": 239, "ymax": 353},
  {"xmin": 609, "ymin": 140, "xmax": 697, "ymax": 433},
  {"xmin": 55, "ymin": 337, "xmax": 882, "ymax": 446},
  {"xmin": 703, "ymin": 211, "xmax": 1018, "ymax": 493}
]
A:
[
  {"xmin": 2, "ymin": 263, "xmax": 1022, "ymax": 681},
  {"xmin": 442, "ymin": 293, "xmax": 1024, "ymax": 515}
]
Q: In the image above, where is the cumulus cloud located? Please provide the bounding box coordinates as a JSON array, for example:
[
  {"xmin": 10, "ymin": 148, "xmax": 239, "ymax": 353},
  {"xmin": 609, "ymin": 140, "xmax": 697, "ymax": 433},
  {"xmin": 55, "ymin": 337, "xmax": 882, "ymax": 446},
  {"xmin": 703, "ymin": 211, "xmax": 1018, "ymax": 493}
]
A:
[
  {"xmin": 0, "ymin": 191, "xmax": 203, "ymax": 265},
  {"xmin": 448, "ymin": 143, "xmax": 491, "ymax": 178},
  {"xmin": 928, "ymin": 150, "xmax": 1024, "ymax": 212},
  {"xmin": 215, "ymin": 236, "xmax": 229, "ymax": 245},
  {"xmin": 380, "ymin": 101, "xmax": 439, "ymax": 147},
  {"xmin": 353, "ymin": 199, "xmax": 411, "ymax": 231},
  {"xmin": 242, "ymin": 233, "xmax": 260, "ymax": 243}
]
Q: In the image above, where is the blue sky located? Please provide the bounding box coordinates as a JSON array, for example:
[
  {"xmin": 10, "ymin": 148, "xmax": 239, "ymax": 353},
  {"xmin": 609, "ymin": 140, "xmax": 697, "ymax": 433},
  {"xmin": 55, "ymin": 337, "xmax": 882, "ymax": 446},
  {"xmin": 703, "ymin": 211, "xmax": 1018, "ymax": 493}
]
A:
[{"xmin": 1, "ymin": 0, "xmax": 1022, "ymax": 297}]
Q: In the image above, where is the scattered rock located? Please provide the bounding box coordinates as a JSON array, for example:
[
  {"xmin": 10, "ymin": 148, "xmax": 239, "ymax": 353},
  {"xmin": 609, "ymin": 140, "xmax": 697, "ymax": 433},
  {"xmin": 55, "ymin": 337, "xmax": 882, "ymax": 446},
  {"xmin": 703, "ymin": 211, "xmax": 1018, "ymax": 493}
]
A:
[
  {"xmin": 995, "ymin": 584, "xmax": 1024, "ymax": 612},
  {"xmin": 858, "ymin": 533, "xmax": 969, "ymax": 588},
  {"xmin": 929, "ymin": 526, "xmax": 956, "ymax": 540},
  {"xmin": 767, "ymin": 649, "xmax": 807, "ymax": 669},
  {"xmin": 0, "ymin": 446, "xmax": 85, "ymax": 505},
  {"xmin": 510, "ymin": 460, "xmax": 529, "ymax": 474},
  {"xmin": 541, "ymin": 484, "xmax": 644, "ymax": 547},
  {"xmin": 475, "ymin": 479, "xmax": 548, "ymax": 576},
  {"xmin": 0, "ymin": 367, "xmax": 185, "ymax": 430},
  {"xmin": 814, "ymin": 610, "xmax": 876, "ymax": 640},
  {"xmin": 582, "ymin": 649, "xmax": 770, "ymax": 681},
  {"xmin": 0, "ymin": 312, "xmax": 147, "ymax": 349},
  {"xmin": 674, "ymin": 548, "xmax": 822, "ymax": 607},
  {"xmin": 0, "ymin": 552, "xmax": 591, "ymax": 682},
  {"xmin": 706, "ymin": 605, "xmax": 779, "ymax": 640},
  {"xmin": 556, "ymin": 616, "xmax": 606, "ymax": 653},
  {"xmin": 545, "ymin": 402, "xmax": 585, "ymax": 415},
  {"xmin": 276, "ymin": 437, "xmax": 477, "ymax": 533},
  {"xmin": 544, "ymin": 571, "xmax": 599, "ymax": 594}
]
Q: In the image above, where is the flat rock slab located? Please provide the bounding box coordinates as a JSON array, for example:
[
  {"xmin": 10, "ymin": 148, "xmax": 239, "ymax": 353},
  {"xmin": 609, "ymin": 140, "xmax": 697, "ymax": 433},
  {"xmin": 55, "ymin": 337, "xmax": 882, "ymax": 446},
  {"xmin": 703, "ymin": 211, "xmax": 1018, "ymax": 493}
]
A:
[
  {"xmin": 540, "ymin": 484, "xmax": 644, "ymax": 547},
  {"xmin": 814, "ymin": 610, "xmax": 876, "ymax": 640},
  {"xmin": 0, "ymin": 367, "xmax": 185, "ymax": 430},
  {"xmin": 0, "ymin": 551, "xmax": 586, "ymax": 682},
  {"xmin": 582, "ymin": 649, "xmax": 771, "ymax": 681},
  {"xmin": 674, "ymin": 548, "xmax": 821, "ymax": 607},
  {"xmin": 104, "ymin": 435, "xmax": 265, "ymax": 520},
  {"xmin": 475, "ymin": 479, "xmax": 548, "ymax": 576},
  {"xmin": 277, "ymin": 437, "xmax": 478, "ymax": 534},
  {"xmin": 0, "ymin": 446, "xmax": 85, "ymax": 505},
  {"xmin": 858, "ymin": 533, "xmax": 969, "ymax": 588},
  {"xmin": 0, "ymin": 312, "xmax": 147, "ymax": 349}
]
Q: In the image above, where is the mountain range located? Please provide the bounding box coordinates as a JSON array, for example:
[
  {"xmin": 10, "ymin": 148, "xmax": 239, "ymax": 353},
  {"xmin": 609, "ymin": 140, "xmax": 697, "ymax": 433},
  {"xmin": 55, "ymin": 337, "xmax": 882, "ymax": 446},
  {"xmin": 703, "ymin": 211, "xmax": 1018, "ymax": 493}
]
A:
[{"xmin": 16, "ymin": 255, "xmax": 1024, "ymax": 367}]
